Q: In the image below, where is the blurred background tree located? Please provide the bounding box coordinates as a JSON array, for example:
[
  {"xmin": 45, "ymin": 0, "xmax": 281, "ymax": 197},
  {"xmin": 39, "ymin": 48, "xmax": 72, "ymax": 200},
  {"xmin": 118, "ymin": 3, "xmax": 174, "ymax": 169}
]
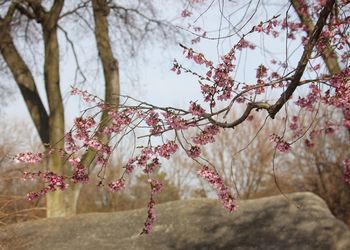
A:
[{"xmin": 0, "ymin": 0, "xmax": 181, "ymax": 218}]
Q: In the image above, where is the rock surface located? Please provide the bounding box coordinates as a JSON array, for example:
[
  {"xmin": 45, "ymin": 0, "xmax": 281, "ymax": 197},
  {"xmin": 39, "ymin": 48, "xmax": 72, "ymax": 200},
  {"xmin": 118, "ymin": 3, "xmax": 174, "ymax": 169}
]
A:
[{"xmin": 1, "ymin": 192, "xmax": 350, "ymax": 250}]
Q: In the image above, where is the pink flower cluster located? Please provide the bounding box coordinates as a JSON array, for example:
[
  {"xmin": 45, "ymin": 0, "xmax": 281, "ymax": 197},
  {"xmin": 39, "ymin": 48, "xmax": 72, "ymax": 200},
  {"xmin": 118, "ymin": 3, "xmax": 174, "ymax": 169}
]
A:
[
  {"xmin": 296, "ymin": 84, "xmax": 321, "ymax": 111},
  {"xmin": 68, "ymin": 158, "xmax": 89, "ymax": 184},
  {"xmin": 144, "ymin": 110, "xmax": 163, "ymax": 135},
  {"xmin": 163, "ymin": 112, "xmax": 188, "ymax": 130},
  {"xmin": 343, "ymin": 159, "xmax": 350, "ymax": 185},
  {"xmin": 149, "ymin": 178, "xmax": 163, "ymax": 195},
  {"xmin": 181, "ymin": 9, "xmax": 192, "ymax": 18},
  {"xmin": 74, "ymin": 116, "xmax": 96, "ymax": 141},
  {"xmin": 108, "ymin": 179, "xmax": 125, "ymax": 192},
  {"xmin": 23, "ymin": 171, "xmax": 68, "ymax": 201},
  {"xmin": 71, "ymin": 87, "xmax": 97, "ymax": 103},
  {"xmin": 184, "ymin": 48, "xmax": 213, "ymax": 68},
  {"xmin": 255, "ymin": 19, "xmax": 279, "ymax": 37},
  {"xmin": 189, "ymin": 102, "xmax": 205, "ymax": 116},
  {"xmin": 236, "ymin": 39, "xmax": 256, "ymax": 50},
  {"xmin": 15, "ymin": 152, "xmax": 43, "ymax": 164},
  {"xmin": 71, "ymin": 167, "xmax": 89, "ymax": 184},
  {"xmin": 155, "ymin": 141, "xmax": 178, "ymax": 159},
  {"xmin": 289, "ymin": 116, "xmax": 299, "ymax": 131},
  {"xmin": 144, "ymin": 158, "xmax": 161, "ymax": 174},
  {"xmin": 256, "ymin": 64, "xmax": 268, "ymax": 79},
  {"xmin": 145, "ymin": 110, "xmax": 160, "ymax": 126},
  {"xmin": 65, "ymin": 132, "xmax": 79, "ymax": 153},
  {"xmin": 141, "ymin": 179, "xmax": 163, "ymax": 234},
  {"xmin": 142, "ymin": 197, "xmax": 156, "ymax": 234},
  {"xmin": 323, "ymin": 69, "xmax": 350, "ymax": 130},
  {"xmin": 304, "ymin": 139, "xmax": 315, "ymax": 148},
  {"xmin": 171, "ymin": 60, "xmax": 181, "ymax": 75},
  {"xmin": 103, "ymin": 109, "xmax": 133, "ymax": 135},
  {"xmin": 192, "ymin": 125, "xmax": 219, "ymax": 145},
  {"xmin": 187, "ymin": 145, "xmax": 201, "ymax": 158},
  {"xmin": 197, "ymin": 166, "xmax": 237, "ymax": 212},
  {"xmin": 269, "ymin": 134, "xmax": 291, "ymax": 153}
]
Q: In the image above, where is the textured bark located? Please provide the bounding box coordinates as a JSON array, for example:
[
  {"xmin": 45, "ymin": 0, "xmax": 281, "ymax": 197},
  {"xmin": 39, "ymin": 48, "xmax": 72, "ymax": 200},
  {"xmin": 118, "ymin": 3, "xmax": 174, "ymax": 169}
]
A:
[
  {"xmin": 39, "ymin": 0, "xmax": 70, "ymax": 218},
  {"xmin": 0, "ymin": 1, "xmax": 70, "ymax": 217},
  {"xmin": 290, "ymin": 0, "xmax": 341, "ymax": 75},
  {"xmin": 70, "ymin": 0, "xmax": 120, "ymax": 213},
  {"xmin": 91, "ymin": 0, "xmax": 120, "ymax": 117},
  {"xmin": 0, "ymin": 4, "xmax": 49, "ymax": 145}
]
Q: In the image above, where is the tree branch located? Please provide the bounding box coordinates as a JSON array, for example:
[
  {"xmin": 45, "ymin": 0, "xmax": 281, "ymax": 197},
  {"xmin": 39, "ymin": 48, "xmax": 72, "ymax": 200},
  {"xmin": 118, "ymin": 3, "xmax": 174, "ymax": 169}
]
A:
[
  {"xmin": 268, "ymin": 0, "xmax": 336, "ymax": 119},
  {"xmin": 290, "ymin": 0, "xmax": 341, "ymax": 74},
  {"xmin": 0, "ymin": 3, "xmax": 50, "ymax": 144}
]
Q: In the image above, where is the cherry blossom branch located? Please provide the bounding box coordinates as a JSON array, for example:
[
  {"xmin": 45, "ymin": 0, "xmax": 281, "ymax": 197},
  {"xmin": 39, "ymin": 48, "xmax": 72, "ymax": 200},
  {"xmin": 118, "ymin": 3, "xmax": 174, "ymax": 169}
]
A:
[{"xmin": 268, "ymin": 0, "xmax": 336, "ymax": 119}]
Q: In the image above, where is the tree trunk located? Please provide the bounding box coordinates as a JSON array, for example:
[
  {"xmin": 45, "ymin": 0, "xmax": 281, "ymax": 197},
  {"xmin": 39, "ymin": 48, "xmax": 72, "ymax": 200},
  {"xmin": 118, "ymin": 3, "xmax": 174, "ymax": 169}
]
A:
[
  {"xmin": 71, "ymin": 0, "xmax": 120, "ymax": 211},
  {"xmin": 290, "ymin": 0, "xmax": 350, "ymax": 134},
  {"xmin": 40, "ymin": 1, "xmax": 74, "ymax": 218},
  {"xmin": 1, "ymin": 0, "xmax": 120, "ymax": 217},
  {"xmin": 92, "ymin": 0, "xmax": 120, "ymax": 114},
  {"xmin": 0, "ymin": 9, "xmax": 49, "ymax": 145},
  {"xmin": 290, "ymin": 0, "xmax": 341, "ymax": 75},
  {"xmin": 61, "ymin": 0, "xmax": 121, "ymax": 213}
]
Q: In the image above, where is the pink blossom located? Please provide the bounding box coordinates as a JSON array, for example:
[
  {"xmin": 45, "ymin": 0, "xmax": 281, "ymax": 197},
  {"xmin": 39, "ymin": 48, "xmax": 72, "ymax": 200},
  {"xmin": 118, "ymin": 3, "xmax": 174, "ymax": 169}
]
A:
[
  {"xmin": 343, "ymin": 159, "xmax": 350, "ymax": 185},
  {"xmin": 197, "ymin": 166, "xmax": 237, "ymax": 212},
  {"xmin": 145, "ymin": 110, "xmax": 160, "ymax": 127},
  {"xmin": 163, "ymin": 112, "xmax": 188, "ymax": 130},
  {"xmin": 70, "ymin": 87, "xmax": 96, "ymax": 103},
  {"xmin": 296, "ymin": 84, "xmax": 321, "ymax": 110},
  {"xmin": 149, "ymin": 179, "xmax": 163, "ymax": 194},
  {"xmin": 150, "ymin": 125, "xmax": 163, "ymax": 136},
  {"xmin": 15, "ymin": 152, "xmax": 43, "ymax": 164},
  {"xmin": 141, "ymin": 197, "xmax": 156, "ymax": 234},
  {"xmin": 27, "ymin": 192, "xmax": 40, "ymax": 201},
  {"xmin": 141, "ymin": 179, "xmax": 163, "ymax": 234},
  {"xmin": 68, "ymin": 157, "xmax": 81, "ymax": 167},
  {"xmin": 269, "ymin": 134, "xmax": 291, "ymax": 153},
  {"xmin": 192, "ymin": 125, "xmax": 220, "ymax": 145},
  {"xmin": 193, "ymin": 54, "xmax": 205, "ymax": 65},
  {"xmin": 136, "ymin": 147, "xmax": 154, "ymax": 167},
  {"xmin": 304, "ymin": 139, "xmax": 314, "ymax": 148},
  {"xmin": 256, "ymin": 65, "xmax": 268, "ymax": 79},
  {"xmin": 108, "ymin": 179, "xmax": 125, "ymax": 192},
  {"xmin": 289, "ymin": 123, "xmax": 298, "ymax": 131},
  {"xmin": 29, "ymin": 171, "xmax": 67, "ymax": 190},
  {"xmin": 124, "ymin": 159, "xmax": 136, "ymax": 174},
  {"xmin": 24, "ymin": 171, "xmax": 68, "ymax": 201},
  {"xmin": 144, "ymin": 158, "xmax": 161, "ymax": 174},
  {"xmin": 65, "ymin": 132, "xmax": 79, "ymax": 153},
  {"xmin": 344, "ymin": 119, "xmax": 350, "ymax": 129},
  {"xmin": 181, "ymin": 9, "xmax": 192, "ymax": 17},
  {"xmin": 85, "ymin": 137, "xmax": 103, "ymax": 151},
  {"xmin": 189, "ymin": 102, "xmax": 205, "ymax": 116},
  {"xmin": 71, "ymin": 166, "xmax": 89, "ymax": 184},
  {"xmin": 42, "ymin": 172, "xmax": 67, "ymax": 191},
  {"xmin": 155, "ymin": 141, "xmax": 178, "ymax": 159},
  {"xmin": 292, "ymin": 116, "xmax": 298, "ymax": 123},
  {"xmin": 187, "ymin": 146, "xmax": 201, "ymax": 158}
]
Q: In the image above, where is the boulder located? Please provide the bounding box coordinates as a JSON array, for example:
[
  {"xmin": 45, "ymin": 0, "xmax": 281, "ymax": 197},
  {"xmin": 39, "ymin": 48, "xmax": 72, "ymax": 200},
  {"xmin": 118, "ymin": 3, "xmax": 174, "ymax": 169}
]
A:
[{"xmin": 1, "ymin": 192, "xmax": 349, "ymax": 250}]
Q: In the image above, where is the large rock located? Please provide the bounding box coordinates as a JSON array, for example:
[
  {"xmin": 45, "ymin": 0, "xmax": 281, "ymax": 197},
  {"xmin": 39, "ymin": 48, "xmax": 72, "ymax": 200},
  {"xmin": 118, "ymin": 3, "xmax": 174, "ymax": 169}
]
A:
[{"xmin": 1, "ymin": 192, "xmax": 349, "ymax": 250}]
